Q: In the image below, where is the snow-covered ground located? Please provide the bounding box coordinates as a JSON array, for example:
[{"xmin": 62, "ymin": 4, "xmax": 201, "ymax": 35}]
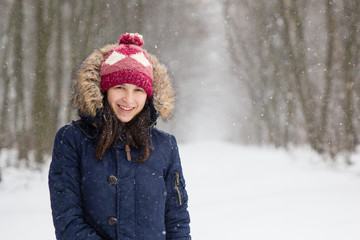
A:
[{"xmin": 1, "ymin": 141, "xmax": 360, "ymax": 240}]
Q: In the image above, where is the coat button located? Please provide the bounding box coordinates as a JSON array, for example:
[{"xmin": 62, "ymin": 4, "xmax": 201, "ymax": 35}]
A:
[
  {"xmin": 108, "ymin": 175, "xmax": 117, "ymax": 185},
  {"xmin": 108, "ymin": 217, "xmax": 117, "ymax": 226}
]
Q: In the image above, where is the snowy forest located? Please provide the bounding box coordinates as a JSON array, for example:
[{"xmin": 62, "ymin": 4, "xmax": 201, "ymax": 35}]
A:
[
  {"xmin": 1, "ymin": 0, "xmax": 359, "ymax": 169},
  {"xmin": 1, "ymin": 1, "xmax": 360, "ymax": 239}
]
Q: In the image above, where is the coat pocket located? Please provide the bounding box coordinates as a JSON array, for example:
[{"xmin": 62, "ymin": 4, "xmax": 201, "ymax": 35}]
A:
[
  {"xmin": 173, "ymin": 171, "xmax": 187, "ymax": 206},
  {"xmin": 174, "ymin": 172, "xmax": 182, "ymax": 205}
]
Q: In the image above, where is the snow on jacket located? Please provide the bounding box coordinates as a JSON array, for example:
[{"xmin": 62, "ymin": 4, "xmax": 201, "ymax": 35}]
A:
[{"xmin": 48, "ymin": 44, "xmax": 191, "ymax": 240}]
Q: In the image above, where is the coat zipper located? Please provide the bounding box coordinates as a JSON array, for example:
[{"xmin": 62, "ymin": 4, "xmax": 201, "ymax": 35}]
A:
[{"xmin": 174, "ymin": 172, "xmax": 182, "ymax": 205}]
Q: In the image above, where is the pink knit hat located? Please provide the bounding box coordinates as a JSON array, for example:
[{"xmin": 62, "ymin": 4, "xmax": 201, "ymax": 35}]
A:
[{"xmin": 100, "ymin": 33, "xmax": 153, "ymax": 98}]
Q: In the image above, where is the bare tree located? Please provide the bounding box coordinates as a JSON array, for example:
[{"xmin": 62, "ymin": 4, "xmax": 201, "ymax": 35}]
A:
[
  {"xmin": 340, "ymin": 0, "xmax": 359, "ymax": 155},
  {"xmin": 12, "ymin": 0, "xmax": 29, "ymax": 162},
  {"xmin": 32, "ymin": 0, "xmax": 55, "ymax": 164},
  {"xmin": 317, "ymin": 0, "xmax": 336, "ymax": 154},
  {"xmin": 0, "ymin": 0, "xmax": 18, "ymax": 149},
  {"xmin": 222, "ymin": 0, "xmax": 360, "ymax": 159}
]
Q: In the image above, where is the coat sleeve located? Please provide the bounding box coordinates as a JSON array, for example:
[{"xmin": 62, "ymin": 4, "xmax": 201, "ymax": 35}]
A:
[
  {"xmin": 164, "ymin": 135, "xmax": 191, "ymax": 240},
  {"xmin": 48, "ymin": 126, "xmax": 103, "ymax": 240}
]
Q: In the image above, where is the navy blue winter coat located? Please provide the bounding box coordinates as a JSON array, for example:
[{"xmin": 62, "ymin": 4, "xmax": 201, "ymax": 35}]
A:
[
  {"xmin": 48, "ymin": 43, "xmax": 191, "ymax": 240},
  {"xmin": 49, "ymin": 121, "xmax": 190, "ymax": 240}
]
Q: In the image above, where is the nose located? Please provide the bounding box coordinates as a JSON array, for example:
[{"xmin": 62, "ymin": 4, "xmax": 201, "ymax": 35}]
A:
[{"xmin": 122, "ymin": 90, "xmax": 133, "ymax": 104}]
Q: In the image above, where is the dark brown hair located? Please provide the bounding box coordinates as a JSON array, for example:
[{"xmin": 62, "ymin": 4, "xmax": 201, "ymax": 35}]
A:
[{"xmin": 95, "ymin": 97, "xmax": 152, "ymax": 162}]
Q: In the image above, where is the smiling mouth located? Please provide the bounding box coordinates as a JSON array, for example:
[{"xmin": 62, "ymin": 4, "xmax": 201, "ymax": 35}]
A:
[{"xmin": 119, "ymin": 105, "xmax": 135, "ymax": 111}]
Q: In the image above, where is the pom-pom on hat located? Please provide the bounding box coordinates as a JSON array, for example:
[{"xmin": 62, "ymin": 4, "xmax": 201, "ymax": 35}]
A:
[{"xmin": 100, "ymin": 33, "xmax": 153, "ymax": 98}]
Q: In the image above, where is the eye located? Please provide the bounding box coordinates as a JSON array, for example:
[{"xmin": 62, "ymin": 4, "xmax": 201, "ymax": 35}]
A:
[
  {"xmin": 135, "ymin": 88, "xmax": 144, "ymax": 92},
  {"xmin": 115, "ymin": 85, "xmax": 124, "ymax": 90}
]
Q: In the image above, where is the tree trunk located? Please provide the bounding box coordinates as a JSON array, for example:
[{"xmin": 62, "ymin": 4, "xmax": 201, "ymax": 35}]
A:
[
  {"xmin": 317, "ymin": 0, "xmax": 335, "ymax": 154},
  {"xmin": 278, "ymin": 0, "xmax": 320, "ymax": 150},
  {"xmin": 13, "ymin": 0, "xmax": 29, "ymax": 161},
  {"xmin": 51, "ymin": 0, "xmax": 63, "ymax": 135},
  {"xmin": 0, "ymin": 0, "xmax": 17, "ymax": 149},
  {"xmin": 341, "ymin": 0, "xmax": 359, "ymax": 155},
  {"xmin": 32, "ymin": 0, "xmax": 55, "ymax": 164}
]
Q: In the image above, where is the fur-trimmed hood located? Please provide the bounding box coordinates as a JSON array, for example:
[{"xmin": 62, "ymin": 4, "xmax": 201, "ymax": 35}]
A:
[{"xmin": 72, "ymin": 44, "xmax": 174, "ymax": 121}]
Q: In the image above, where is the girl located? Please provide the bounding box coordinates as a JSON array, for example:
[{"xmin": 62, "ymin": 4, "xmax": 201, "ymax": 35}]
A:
[{"xmin": 49, "ymin": 33, "xmax": 191, "ymax": 240}]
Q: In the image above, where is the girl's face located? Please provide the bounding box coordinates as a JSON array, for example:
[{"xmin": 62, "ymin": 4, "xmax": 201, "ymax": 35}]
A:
[{"xmin": 107, "ymin": 84, "xmax": 147, "ymax": 123}]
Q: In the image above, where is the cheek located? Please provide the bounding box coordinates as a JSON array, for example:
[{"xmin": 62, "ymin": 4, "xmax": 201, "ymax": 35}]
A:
[
  {"xmin": 107, "ymin": 91, "xmax": 118, "ymax": 105},
  {"xmin": 107, "ymin": 91, "xmax": 113, "ymax": 103},
  {"xmin": 139, "ymin": 95, "xmax": 147, "ymax": 108}
]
